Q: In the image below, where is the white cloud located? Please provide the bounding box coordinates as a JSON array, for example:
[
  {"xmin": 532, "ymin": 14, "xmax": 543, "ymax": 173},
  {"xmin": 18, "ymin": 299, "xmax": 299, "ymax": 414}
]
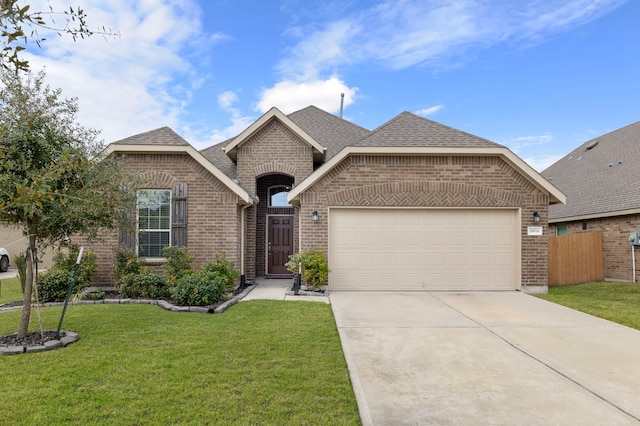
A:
[
  {"xmin": 504, "ymin": 134, "xmax": 554, "ymax": 155},
  {"xmin": 21, "ymin": 0, "xmax": 219, "ymax": 144},
  {"xmin": 218, "ymin": 91, "xmax": 239, "ymax": 109},
  {"xmin": 415, "ymin": 105, "xmax": 444, "ymax": 116},
  {"xmin": 256, "ymin": 77, "xmax": 358, "ymax": 114},
  {"xmin": 524, "ymin": 154, "xmax": 565, "ymax": 172},
  {"xmin": 190, "ymin": 90, "xmax": 257, "ymax": 147},
  {"xmin": 278, "ymin": 0, "xmax": 626, "ymax": 77},
  {"xmin": 205, "ymin": 115, "xmax": 257, "ymax": 146}
]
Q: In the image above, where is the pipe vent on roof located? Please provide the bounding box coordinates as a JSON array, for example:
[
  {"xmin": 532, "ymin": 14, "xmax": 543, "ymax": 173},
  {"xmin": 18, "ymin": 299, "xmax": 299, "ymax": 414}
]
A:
[{"xmin": 585, "ymin": 140, "xmax": 599, "ymax": 150}]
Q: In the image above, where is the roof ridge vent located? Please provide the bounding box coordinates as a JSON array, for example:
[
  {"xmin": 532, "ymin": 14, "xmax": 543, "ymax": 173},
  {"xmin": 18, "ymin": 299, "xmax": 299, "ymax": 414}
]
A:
[{"xmin": 585, "ymin": 140, "xmax": 599, "ymax": 150}]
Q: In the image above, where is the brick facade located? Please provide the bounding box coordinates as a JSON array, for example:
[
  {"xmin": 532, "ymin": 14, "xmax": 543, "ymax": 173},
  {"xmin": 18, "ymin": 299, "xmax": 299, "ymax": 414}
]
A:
[
  {"xmin": 549, "ymin": 213, "xmax": 640, "ymax": 281},
  {"xmin": 235, "ymin": 118, "xmax": 314, "ymax": 281},
  {"xmin": 86, "ymin": 113, "xmax": 557, "ymax": 291},
  {"xmin": 298, "ymin": 155, "xmax": 550, "ymax": 289},
  {"xmin": 81, "ymin": 153, "xmax": 242, "ymax": 287}
]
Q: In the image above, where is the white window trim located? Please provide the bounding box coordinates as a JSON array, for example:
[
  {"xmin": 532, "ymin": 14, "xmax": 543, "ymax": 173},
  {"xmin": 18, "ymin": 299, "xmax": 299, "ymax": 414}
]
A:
[{"xmin": 136, "ymin": 189, "xmax": 172, "ymax": 259}]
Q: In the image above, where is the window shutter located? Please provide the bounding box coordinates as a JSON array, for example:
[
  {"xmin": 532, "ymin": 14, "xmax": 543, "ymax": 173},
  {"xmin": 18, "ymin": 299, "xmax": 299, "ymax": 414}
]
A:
[
  {"xmin": 172, "ymin": 183, "xmax": 188, "ymax": 247},
  {"xmin": 118, "ymin": 183, "xmax": 136, "ymax": 249}
]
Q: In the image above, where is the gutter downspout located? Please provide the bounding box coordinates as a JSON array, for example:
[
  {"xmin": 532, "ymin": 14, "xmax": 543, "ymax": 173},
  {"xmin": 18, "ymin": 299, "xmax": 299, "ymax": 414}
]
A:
[{"xmin": 240, "ymin": 204, "xmax": 251, "ymax": 279}]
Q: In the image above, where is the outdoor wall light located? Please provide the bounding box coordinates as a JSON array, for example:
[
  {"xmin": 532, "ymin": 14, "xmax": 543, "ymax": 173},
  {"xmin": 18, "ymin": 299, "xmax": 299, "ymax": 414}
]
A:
[
  {"xmin": 533, "ymin": 212, "xmax": 540, "ymax": 223},
  {"xmin": 311, "ymin": 210, "xmax": 319, "ymax": 222}
]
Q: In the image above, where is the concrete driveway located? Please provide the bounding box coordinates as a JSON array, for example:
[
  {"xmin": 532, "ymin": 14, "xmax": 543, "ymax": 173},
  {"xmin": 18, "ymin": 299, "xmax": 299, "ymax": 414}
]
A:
[{"xmin": 330, "ymin": 291, "xmax": 640, "ymax": 425}]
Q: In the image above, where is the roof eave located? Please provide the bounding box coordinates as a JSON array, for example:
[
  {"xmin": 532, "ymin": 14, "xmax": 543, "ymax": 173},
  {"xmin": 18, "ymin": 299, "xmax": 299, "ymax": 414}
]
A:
[
  {"xmin": 102, "ymin": 143, "xmax": 255, "ymax": 205},
  {"xmin": 549, "ymin": 208, "xmax": 640, "ymax": 223},
  {"xmin": 288, "ymin": 146, "xmax": 566, "ymax": 205}
]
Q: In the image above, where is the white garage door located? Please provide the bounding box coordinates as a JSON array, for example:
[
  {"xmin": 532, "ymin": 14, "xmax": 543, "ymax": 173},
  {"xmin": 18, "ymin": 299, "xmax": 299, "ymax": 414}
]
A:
[{"xmin": 329, "ymin": 208, "xmax": 519, "ymax": 291}]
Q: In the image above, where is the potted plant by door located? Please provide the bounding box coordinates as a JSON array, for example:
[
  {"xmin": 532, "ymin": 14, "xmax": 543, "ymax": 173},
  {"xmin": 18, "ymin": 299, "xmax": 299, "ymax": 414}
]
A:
[{"xmin": 285, "ymin": 248, "xmax": 328, "ymax": 292}]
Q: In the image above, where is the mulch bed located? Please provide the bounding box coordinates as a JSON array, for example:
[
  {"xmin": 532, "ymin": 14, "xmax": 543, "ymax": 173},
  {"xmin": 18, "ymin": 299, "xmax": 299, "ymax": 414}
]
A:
[{"xmin": 0, "ymin": 330, "xmax": 61, "ymax": 347}]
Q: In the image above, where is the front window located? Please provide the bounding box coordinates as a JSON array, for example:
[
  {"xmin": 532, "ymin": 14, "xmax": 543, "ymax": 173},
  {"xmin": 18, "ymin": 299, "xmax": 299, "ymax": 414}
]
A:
[
  {"xmin": 268, "ymin": 185, "xmax": 291, "ymax": 207},
  {"xmin": 138, "ymin": 190, "xmax": 171, "ymax": 258}
]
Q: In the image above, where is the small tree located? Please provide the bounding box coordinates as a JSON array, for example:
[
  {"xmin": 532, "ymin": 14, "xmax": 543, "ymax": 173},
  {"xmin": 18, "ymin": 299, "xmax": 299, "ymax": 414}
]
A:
[{"xmin": 0, "ymin": 68, "xmax": 135, "ymax": 337}]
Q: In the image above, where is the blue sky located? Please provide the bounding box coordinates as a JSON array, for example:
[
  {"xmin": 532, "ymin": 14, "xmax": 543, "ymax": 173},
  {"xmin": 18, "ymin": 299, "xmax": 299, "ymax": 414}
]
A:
[{"xmin": 24, "ymin": 0, "xmax": 639, "ymax": 170}]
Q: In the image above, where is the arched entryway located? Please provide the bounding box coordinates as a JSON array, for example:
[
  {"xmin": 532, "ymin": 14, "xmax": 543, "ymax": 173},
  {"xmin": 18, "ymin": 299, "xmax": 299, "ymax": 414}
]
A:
[{"xmin": 256, "ymin": 174, "xmax": 295, "ymax": 276}]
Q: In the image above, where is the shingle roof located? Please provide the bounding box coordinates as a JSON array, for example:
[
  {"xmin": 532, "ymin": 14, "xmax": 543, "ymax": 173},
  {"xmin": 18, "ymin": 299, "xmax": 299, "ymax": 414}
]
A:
[
  {"xmin": 200, "ymin": 140, "xmax": 237, "ymax": 179},
  {"xmin": 287, "ymin": 106, "xmax": 371, "ymax": 159},
  {"xmin": 542, "ymin": 120, "xmax": 640, "ymax": 220},
  {"xmin": 112, "ymin": 108, "xmax": 508, "ymax": 182},
  {"xmin": 114, "ymin": 126, "xmax": 190, "ymax": 146},
  {"xmin": 356, "ymin": 112, "xmax": 502, "ymax": 148}
]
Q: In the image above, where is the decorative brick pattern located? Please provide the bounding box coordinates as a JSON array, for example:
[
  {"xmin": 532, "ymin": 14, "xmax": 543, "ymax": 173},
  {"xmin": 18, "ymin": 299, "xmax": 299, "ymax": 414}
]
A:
[{"xmin": 299, "ymin": 154, "xmax": 550, "ymax": 288}]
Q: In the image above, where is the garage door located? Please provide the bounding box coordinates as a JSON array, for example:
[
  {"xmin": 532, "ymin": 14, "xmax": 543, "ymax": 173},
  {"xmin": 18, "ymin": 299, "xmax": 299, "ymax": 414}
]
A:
[{"xmin": 329, "ymin": 208, "xmax": 519, "ymax": 291}]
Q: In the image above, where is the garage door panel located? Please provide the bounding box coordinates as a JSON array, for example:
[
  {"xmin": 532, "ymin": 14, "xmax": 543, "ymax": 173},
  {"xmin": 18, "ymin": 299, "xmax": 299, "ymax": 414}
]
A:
[{"xmin": 330, "ymin": 209, "xmax": 518, "ymax": 291}]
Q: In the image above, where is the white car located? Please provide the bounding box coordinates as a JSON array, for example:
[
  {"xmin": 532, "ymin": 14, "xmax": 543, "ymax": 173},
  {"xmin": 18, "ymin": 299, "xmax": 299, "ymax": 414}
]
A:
[{"xmin": 0, "ymin": 248, "xmax": 10, "ymax": 272}]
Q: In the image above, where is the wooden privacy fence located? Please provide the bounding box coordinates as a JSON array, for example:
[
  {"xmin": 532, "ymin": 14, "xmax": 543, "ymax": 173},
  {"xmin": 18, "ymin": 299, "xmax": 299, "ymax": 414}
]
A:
[{"xmin": 548, "ymin": 231, "xmax": 604, "ymax": 286}]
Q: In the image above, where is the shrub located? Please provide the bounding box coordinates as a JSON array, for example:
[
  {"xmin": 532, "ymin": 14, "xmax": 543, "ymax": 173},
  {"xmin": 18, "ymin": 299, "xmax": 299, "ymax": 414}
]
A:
[
  {"xmin": 172, "ymin": 271, "xmax": 227, "ymax": 307},
  {"xmin": 288, "ymin": 249, "xmax": 329, "ymax": 291},
  {"xmin": 37, "ymin": 269, "xmax": 89, "ymax": 303},
  {"xmin": 113, "ymin": 245, "xmax": 143, "ymax": 285},
  {"xmin": 52, "ymin": 244, "xmax": 98, "ymax": 283},
  {"xmin": 202, "ymin": 253, "xmax": 239, "ymax": 291},
  {"xmin": 119, "ymin": 272, "xmax": 169, "ymax": 299},
  {"xmin": 162, "ymin": 246, "xmax": 192, "ymax": 283},
  {"xmin": 35, "ymin": 245, "xmax": 98, "ymax": 303}
]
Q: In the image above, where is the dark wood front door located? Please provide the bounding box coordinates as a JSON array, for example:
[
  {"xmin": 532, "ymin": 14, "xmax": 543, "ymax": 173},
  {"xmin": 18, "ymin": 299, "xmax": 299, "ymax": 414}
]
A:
[{"xmin": 268, "ymin": 215, "xmax": 293, "ymax": 275}]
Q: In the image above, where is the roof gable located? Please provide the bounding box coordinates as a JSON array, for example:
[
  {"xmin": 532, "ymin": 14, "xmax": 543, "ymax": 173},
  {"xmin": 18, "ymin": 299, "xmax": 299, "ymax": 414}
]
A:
[
  {"xmin": 289, "ymin": 147, "xmax": 565, "ymax": 205},
  {"xmin": 102, "ymin": 129, "xmax": 254, "ymax": 205},
  {"xmin": 114, "ymin": 126, "xmax": 190, "ymax": 146},
  {"xmin": 542, "ymin": 120, "xmax": 640, "ymax": 221},
  {"xmin": 357, "ymin": 112, "xmax": 501, "ymax": 148},
  {"xmin": 223, "ymin": 107, "xmax": 326, "ymax": 162}
]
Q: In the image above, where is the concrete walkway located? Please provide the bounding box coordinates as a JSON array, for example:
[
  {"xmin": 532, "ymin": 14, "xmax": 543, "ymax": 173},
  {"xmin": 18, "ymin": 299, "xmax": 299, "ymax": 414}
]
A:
[
  {"xmin": 0, "ymin": 270, "xmax": 18, "ymax": 280},
  {"xmin": 240, "ymin": 277, "xmax": 329, "ymax": 303},
  {"xmin": 331, "ymin": 291, "xmax": 640, "ymax": 425}
]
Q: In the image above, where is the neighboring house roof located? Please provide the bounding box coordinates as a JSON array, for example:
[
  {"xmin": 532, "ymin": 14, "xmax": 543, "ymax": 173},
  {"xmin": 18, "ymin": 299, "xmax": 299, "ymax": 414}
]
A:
[
  {"xmin": 357, "ymin": 112, "xmax": 501, "ymax": 148},
  {"xmin": 114, "ymin": 126, "xmax": 190, "ymax": 146},
  {"xmin": 542, "ymin": 120, "xmax": 640, "ymax": 222}
]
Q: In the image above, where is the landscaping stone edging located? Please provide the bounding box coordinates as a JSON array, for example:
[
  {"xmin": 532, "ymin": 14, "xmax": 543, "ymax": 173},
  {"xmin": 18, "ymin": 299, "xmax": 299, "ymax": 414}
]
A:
[
  {"xmin": 0, "ymin": 285, "xmax": 259, "ymax": 356},
  {"xmin": 285, "ymin": 284, "xmax": 329, "ymax": 297},
  {"xmin": 0, "ymin": 284, "xmax": 258, "ymax": 314},
  {"xmin": 0, "ymin": 331, "xmax": 79, "ymax": 355}
]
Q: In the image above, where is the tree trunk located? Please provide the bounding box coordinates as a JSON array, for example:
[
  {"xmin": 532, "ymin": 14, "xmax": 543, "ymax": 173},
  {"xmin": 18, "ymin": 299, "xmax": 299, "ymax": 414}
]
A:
[{"xmin": 17, "ymin": 233, "xmax": 36, "ymax": 338}]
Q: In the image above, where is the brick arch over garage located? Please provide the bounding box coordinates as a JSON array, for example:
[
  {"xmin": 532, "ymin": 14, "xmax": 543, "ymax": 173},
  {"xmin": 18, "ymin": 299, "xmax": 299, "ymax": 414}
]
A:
[{"xmin": 326, "ymin": 181, "xmax": 524, "ymax": 207}]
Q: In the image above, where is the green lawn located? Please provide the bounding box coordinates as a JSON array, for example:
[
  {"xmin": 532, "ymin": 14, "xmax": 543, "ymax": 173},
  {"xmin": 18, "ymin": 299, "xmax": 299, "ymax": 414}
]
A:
[
  {"xmin": 0, "ymin": 277, "xmax": 22, "ymax": 305},
  {"xmin": 0, "ymin": 300, "xmax": 360, "ymax": 425},
  {"xmin": 538, "ymin": 281, "xmax": 640, "ymax": 331}
]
